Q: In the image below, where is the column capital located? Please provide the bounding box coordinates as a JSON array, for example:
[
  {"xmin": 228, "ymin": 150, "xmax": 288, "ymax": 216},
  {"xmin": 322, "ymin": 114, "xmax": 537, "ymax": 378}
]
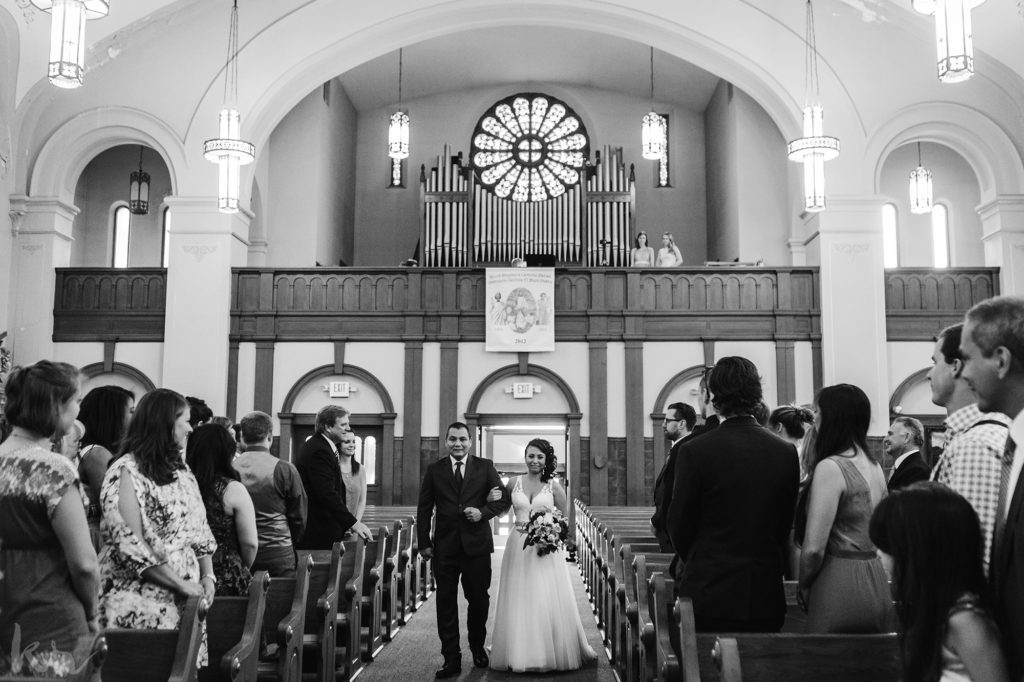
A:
[
  {"xmin": 9, "ymin": 195, "xmax": 78, "ymax": 241},
  {"xmin": 978, "ymin": 195, "xmax": 1024, "ymax": 231},
  {"xmin": 814, "ymin": 195, "xmax": 885, "ymax": 235}
]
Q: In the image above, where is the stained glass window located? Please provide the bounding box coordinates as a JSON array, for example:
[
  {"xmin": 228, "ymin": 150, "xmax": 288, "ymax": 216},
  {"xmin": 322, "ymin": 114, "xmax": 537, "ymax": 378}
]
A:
[{"xmin": 471, "ymin": 93, "xmax": 589, "ymax": 202}]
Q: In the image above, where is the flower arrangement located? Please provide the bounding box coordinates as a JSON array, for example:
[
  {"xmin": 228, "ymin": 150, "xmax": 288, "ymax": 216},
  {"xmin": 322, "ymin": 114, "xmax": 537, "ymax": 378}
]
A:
[{"xmin": 522, "ymin": 508, "xmax": 570, "ymax": 557}]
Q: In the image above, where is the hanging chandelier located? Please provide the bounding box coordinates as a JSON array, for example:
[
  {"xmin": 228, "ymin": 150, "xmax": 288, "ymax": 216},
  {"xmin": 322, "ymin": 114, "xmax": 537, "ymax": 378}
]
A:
[
  {"xmin": 912, "ymin": 0, "xmax": 983, "ymax": 83},
  {"xmin": 909, "ymin": 142, "xmax": 934, "ymax": 214},
  {"xmin": 641, "ymin": 47, "xmax": 666, "ymax": 160},
  {"xmin": 129, "ymin": 146, "xmax": 150, "ymax": 215},
  {"xmin": 787, "ymin": 0, "xmax": 840, "ymax": 213},
  {"xmin": 388, "ymin": 48, "xmax": 410, "ymax": 159},
  {"xmin": 203, "ymin": 0, "xmax": 255, "ymax": 214},
  {"xmin": 30, "ymin": 0, "xmax": 109, "ymax": 89}
]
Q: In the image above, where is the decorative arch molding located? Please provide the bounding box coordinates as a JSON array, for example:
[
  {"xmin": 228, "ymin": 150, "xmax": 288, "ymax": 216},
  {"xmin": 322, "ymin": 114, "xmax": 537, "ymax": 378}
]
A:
[
  {"xmin": 889, "ymin": 366, "xmax": 931, "ymax": 416},
  {"xmin": 28, "ymin": 107, "xmax": 185, "ymax": 203},
  {"xmin": 866, "ymin": 104, "xmax": 1024, "ymax": 200},
  {"xmin": 277, "ymin": 364, "xmax": 397, "ymax": 501},
  {"xmin": 232, "ymin": 1, "xmax": 805, "ymax": 160},
  {"xmin": 649, "ymin": 364, "xmax": 707, "ymax": 481},
  {"xmin": 465, "ymin": 363, "xmax": 581, "ymax": 415},
  {"xmin": 79, "ymin": 361, "xmax": 157, "ymax": 393}
]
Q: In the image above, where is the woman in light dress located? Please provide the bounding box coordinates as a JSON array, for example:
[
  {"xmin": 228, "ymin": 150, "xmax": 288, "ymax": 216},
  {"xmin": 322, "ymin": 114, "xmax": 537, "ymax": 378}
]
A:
[
  {"xmin": 489, "ymin": 439, "xmax": 596, "ymax": 672},
  {"xmin": 338, "ymin": 432, "xmax": 367, "ymax": 522},
  {"xmin": 631, "ymin": 231, "xmax": 655, "ymax": 267},
  {"xmin": 656, "ymin": 232, "xmax": 683, "ymax": 266}
]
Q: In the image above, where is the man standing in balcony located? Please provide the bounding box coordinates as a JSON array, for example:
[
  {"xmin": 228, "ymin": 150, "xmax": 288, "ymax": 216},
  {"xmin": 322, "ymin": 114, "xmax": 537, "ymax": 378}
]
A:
[
  {"xmin": 927, "ymin": 323, "xmax": 1008, "ymax": 577},
  {"xmin": 960, "ymin": 296, "xmax": 1024, "ymax": 679}
]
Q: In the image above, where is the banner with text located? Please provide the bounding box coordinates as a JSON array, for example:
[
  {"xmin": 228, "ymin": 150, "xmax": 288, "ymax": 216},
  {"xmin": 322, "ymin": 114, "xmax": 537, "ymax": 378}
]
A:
[{"xmin": 485, "ymin": 268, "xmax": 555, "ymax": 352}]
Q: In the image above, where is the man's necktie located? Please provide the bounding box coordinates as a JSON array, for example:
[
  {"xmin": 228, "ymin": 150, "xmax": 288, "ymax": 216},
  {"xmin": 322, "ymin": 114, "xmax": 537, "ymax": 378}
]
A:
[
  {"xmin": 454, "ymin": 459, "xmax": 464, "ymax": 489},
  {"xmin": 992, "ymin": 437, "xmax": 1016, "ymax": 567}
]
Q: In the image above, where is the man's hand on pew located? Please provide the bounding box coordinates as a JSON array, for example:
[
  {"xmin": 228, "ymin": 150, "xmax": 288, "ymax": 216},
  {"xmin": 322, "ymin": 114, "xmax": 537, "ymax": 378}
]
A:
[
  {"xmin": 351, "ymin": 521, "xmax": 373, "ymax": 541},
  {"xmin": 420, "ymin": 547, "xmax": 433, "ymax": 560}
]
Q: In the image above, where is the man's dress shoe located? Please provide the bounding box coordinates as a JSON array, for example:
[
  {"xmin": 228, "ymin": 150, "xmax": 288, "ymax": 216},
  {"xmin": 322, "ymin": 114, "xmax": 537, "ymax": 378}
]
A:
[
  {"xmin": 435, "ymin": 657, "xmax": 462, "ymax": 678},
  {"xmin": 472, "ymin": 648, "xmax": 489, "ymax": 668}
]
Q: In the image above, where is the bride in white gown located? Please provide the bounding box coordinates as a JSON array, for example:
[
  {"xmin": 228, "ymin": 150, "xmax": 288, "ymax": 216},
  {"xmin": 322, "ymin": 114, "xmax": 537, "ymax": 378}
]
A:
[{"xmin": 489, "ymin": 438, "xmax": 597, "ymax": 672}]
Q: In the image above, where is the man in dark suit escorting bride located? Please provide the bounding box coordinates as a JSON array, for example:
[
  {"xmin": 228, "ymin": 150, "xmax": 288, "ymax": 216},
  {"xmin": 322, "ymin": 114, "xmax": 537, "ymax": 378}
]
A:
[{"xmin": 417, "ymin": 422, "xmax": 511, "ymax": 678}]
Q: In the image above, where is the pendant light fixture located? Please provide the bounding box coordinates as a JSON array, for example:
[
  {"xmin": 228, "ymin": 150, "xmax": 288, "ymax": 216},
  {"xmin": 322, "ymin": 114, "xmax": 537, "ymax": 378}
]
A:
[
  {"xmin": 641, "ymin": 47, "xmax": 666, "ymax": 160},
  {"xmin": 388, "ymin": 49, "xmax": 410, "ymax": 159},
  {"xmin": 129, "ymin": 146, "xmax": 150, "ymax": 215},
  {"xmin": 29, "ymin": 0, "xmax": 109, "ymax": 89},
  {"xmin": 787, "ymin": 0, "xmax": 840, "ymax": 213},
  {"xmin": 912, "ymin": 0, "xmax": 983, "ymax": 83},
  {"xmin": 203, "ymin": 0, "xmax": 255, "ymax": 214},
  {"xmin": 909, "ymin": 142, "xmax": 934, "ymax": 214}
]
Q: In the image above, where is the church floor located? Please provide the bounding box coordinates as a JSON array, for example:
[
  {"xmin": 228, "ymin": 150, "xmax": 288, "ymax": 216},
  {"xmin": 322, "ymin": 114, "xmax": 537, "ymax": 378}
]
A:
[{"xmin": 356, "ymin": 537, "xmax": 615, "ymax": 681}]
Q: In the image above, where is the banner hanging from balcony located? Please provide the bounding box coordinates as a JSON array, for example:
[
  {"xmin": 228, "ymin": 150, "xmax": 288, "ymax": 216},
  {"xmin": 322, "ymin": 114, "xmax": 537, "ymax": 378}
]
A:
[{"xmin": 486, "ymin": 268, "xmax": 555, "ymax": 352}]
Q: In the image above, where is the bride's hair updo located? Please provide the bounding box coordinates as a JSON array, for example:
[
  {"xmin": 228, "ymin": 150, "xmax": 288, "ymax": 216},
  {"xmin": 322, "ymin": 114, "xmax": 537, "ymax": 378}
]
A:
[{"xmin": 526, "ymin": 438, "xmax": 557, "ymax": 482}]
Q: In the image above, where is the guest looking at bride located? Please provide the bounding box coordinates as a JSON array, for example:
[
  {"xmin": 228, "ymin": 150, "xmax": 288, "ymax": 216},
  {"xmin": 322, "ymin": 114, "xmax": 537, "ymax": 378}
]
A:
[
  {"xmin": 0, "ymin": 361, "xmax": 99, "ymax": 671},
  {"xmin": 488, "ymin": 438, "xmax": 596, "ymax": 672},
  {"xmin": 338, "ymin": 431, "xmax": 367, "ymax": 524},
  {"xmin": 656, "ymin": 232, "xmax": 683, "ymax": 267},
  {"xmin": 631, "ymin": 231, "xmax": 655, "ymax": 267},
  {"xmin": 98, "ymin": 388, "xmax": 218, "ymax": 663}
]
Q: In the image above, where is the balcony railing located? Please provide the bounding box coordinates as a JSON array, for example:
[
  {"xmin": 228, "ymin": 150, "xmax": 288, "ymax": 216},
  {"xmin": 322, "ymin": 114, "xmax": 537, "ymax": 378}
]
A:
[
  {"xmin": 53, "ymin": 268, "xmax": 166, "ymax": 341},
  {"xmin": 884, "ymin": 268, "xmax": 999, "ymax": 340}
]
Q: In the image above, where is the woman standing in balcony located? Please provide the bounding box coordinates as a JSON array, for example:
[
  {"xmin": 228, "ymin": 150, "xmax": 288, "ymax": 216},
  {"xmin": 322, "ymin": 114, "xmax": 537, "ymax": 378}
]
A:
[
  {"xmin": 631, "ymin": 231, "xmax": 655, "ymax": 266},
  {"xmin": 656, "ymin": 232, "xmax": 683, "ymax": 267}
]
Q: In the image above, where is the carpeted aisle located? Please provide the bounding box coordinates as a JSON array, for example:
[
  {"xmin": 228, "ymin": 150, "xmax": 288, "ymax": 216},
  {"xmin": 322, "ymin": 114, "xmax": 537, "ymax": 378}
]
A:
[{"xmin": 356, "ymin": 538, "xmax": 615, "ymax": 681}]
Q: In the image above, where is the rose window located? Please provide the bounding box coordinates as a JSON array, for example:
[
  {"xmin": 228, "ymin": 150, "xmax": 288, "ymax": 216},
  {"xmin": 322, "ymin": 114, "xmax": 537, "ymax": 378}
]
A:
[{"xmin": 471, "ymin": 93, "xmax": 590, "ymax": 202}]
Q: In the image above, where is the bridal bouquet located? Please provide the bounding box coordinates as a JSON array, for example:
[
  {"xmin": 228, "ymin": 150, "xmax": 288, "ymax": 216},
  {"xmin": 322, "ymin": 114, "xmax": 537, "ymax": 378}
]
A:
[{"xmin": 522, "ymin": 508, "xmax": 570, "ymax": 557}]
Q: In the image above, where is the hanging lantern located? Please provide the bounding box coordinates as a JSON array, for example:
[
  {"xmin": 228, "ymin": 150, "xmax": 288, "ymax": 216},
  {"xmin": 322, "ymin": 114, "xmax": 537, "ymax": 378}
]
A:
[
  {"xmin": 128, "ymin": 146, "xmax": 150, "ymax": 215},
  {"xmin": 30, "ymin": 0, "xmax": 109, "ymax": 89},
  {"xmin": 787, "ymin": 1, "xmax": 840, "ymax": 213},
  {"xmin": 203, "ymin": 1, "xmax": 255, "ymax": 214},
  {"xmin": 909, "ymin": 142, "xmax": 934, "ymax": 214},
  {"xmin": 913, "ymin": 0, "xmax": 984, "ymax": 83},
  {"xmin": 641, "ymin": 47, "xmax": 666, "ymax": 160},
  {"xmin": 388, "ymin": 49, "xmax": 410, "ymax": 159}
]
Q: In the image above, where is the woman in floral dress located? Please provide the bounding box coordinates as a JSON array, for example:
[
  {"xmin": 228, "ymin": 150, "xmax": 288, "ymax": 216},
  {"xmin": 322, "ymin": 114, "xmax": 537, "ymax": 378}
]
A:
[
  {"xmin": 185, "ymin": 424, "xmax": 257, "ymax": 596},
  {"xmin": 98, "ymin": 388, "xmax": 217, "ymax": 663}
]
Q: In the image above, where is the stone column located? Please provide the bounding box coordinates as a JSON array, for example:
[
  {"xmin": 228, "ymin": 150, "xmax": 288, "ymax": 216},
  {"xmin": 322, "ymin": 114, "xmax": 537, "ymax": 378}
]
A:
[
  {"xmin": 812, "ymin": 196, "xmax": 890, "ymax": 433},
  {"xmin": 8, "ymin": 196, "xmax": 76, "ymax": 363},
  {"xmin": 161, "ymin": 197, "xmax": 250, "ymax": 413},
  {"xmin": 979, "ymin": 196, "xmax": 1024, "ymax": 296}
]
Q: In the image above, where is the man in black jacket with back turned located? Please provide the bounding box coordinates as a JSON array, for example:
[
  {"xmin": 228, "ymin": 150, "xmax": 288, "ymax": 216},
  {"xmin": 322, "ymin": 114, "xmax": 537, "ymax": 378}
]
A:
[{"xmin": 668, "ymin": 357, "xmax": 799, "ymax": 632}]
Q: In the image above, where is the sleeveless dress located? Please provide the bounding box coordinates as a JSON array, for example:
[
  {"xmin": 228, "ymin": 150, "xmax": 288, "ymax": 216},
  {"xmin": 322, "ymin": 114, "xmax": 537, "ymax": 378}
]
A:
[
  {"xmin": 490, "ymin": 477, "xmax": 596, "ymax": 672},
  {"xmin": 0, "ymin": 445, "xmax": 93, "ymax": 673},
  {"xmin": 204, "ymin": 477, "xmax": 253, "ymax": 596},
  {"xmin": 806, "ymin": 456, "xmax": 894, "ymax": 633}
]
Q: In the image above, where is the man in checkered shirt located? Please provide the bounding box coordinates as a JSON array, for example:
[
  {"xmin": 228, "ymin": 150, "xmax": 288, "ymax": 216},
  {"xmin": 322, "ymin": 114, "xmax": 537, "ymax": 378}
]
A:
[{"xmin": 928, "ymin": 322, "xmax": 1009, "ymax": 576}]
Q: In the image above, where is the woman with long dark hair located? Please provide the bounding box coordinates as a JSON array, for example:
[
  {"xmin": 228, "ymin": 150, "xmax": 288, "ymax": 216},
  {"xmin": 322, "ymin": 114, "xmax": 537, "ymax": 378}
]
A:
[
  {"xmin": 797, "ymin": 383, "xmax": 893, "ymax": 633},
  {"xmin": 98, "ymin": 388, "xmax": 217, "ymax": 663},
  {"xmin": 338, "ymin": 431, "xmax": 367, "ymax": 523},
  {"xmin": 489, "ymin": 438, "xmax": 596, "ymax": 672},
  {"xmin": 77, "ymin": 384, "xmax": 134, "ymax": 546},
  {"xmin": 870, "ymin": 483, "xmax": 1008, "ymax": 682},
  {"xmin": 769, "ymin": 404, "xmax": 816, "ymax": 482},
  {"xmin": 0, "ymin": 361, "xmax": 99, "ymax": 671},
  {"xmin": 186, "ymin": 424, "xmax": 256, "ymax": 596}
]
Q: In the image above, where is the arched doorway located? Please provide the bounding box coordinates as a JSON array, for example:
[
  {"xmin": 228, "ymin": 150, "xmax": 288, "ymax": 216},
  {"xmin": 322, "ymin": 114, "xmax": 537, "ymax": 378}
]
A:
[{"xmin": 279, "ymin": 363, "xmax": 397, "ymax": 504}]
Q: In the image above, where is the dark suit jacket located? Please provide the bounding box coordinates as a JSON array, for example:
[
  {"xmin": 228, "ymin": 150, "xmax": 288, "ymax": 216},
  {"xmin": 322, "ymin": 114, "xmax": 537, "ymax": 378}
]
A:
[
  {"xmin": 993, "ymin": 470, "xmax": 1024, "ymax": 679},
  {"xmin": 887, "ymin": 451, "xmax": 930, "ymax": 492},
  {"xmin": 667, "ymin": 415, "xmax": 799, "ymax": 626},
  {"xmin": 294, "ymin": 433, "xmax": 357, "ymax": 549},
  {"xmin": 652, "ymin": 430, "xmax": 706, "ymax": 551},
  {"xmin": 417, "ymin": 455, "xmax": 511, "ymax": 558}
]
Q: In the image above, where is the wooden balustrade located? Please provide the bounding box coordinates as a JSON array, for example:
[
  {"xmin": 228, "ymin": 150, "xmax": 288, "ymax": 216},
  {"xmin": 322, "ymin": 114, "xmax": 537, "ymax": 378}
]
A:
[
  {"xmin": 884, "ymin": 268, "xmax": 999, "ymax": 340},
  {"xmin": 53, "ymin": 268, "xmax": 166, "ymax": 341}
]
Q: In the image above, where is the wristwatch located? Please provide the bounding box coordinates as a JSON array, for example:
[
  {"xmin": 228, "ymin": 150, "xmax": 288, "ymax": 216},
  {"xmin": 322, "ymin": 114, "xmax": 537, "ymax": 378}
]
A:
[{"xmin": 200, "ymin": 574, "xmax": 217, "ymax": 586}]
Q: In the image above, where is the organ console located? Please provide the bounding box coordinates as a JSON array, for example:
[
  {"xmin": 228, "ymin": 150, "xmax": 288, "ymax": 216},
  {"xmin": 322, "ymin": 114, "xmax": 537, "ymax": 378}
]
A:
[{"xmin": 420, "ymin": 144, "xmax": 636, "ymax": 267}]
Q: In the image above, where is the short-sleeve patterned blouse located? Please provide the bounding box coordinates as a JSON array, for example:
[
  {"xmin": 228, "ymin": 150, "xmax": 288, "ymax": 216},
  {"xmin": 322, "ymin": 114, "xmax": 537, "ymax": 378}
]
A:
[
  {"xmin": 0, "ymin": 445, "xmax": 92, "ymax": 670},
  {"xmin": 98, "ymin": 454, "xmax": 216, "ymax": 663}
]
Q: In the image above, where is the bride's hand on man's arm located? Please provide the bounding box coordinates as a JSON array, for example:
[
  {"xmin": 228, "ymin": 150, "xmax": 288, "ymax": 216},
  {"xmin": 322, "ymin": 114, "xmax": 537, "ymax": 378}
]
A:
[{"xmin": 486, "ymin": 486, "xmax": 503, "ymax": 502}]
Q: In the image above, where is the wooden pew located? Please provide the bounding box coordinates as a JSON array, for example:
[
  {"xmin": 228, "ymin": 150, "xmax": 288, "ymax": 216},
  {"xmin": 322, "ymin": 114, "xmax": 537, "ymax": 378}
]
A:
[
  {"xmin": 359, "ymin": 509, "xmax": 415, "ymax": 626},
  {"xmin": 103, "ymin": 594, "xmax": 206, "ymax": 682},
  {"xmin": 336, "ymin": 538, "xmax": 366, "ymax": 681},
  {"xmin": 392, "ymin": 518, "xmax": 415, "ymax": 624},
  {"xmin": 297, "ymin": 544, "xmax": 343, "ymax": 682},
  {"xmin": 676, "ymin": 598, "xmax": 901, "ymax": 682},
  {"xmin": 359, "ymin": 527, "xmax": 388, "ymax": 662},
  {"xmin": 0, "ymin": 633, "xmax": 107, "ymax": 682},
  {"xmin": 650, "ymin": 574, "xmax": 680, "ymax": 682},
  {"xmin": 258, "ymin": 555, "xmax": 312, "ymax": 682},
  {"xmin": 379, "ymin": 520, "xmax": 402, "ymax": 639},
  {"xmin": 200, "ymin": 571, "xmax": 269, "ymax": 682},
  {"xmin": 624, "ymin": 546, "xmax": 673, "ymax": 682}
]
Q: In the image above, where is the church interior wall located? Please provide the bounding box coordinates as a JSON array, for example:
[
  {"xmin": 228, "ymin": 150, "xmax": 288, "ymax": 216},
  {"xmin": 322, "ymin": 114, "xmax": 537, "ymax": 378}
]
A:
[
  {"xmin": 793, "ymin": 341, "xmax": 816, "ymax": 406},
  {"xmin": 351, "ymin": 83, "xmax": 709, "ymax": 267},
  {"xmin": 71, "ymin": 145, "xmax": 172, "ymax": 267},
  {"xmin": 51, "ymin": 341, "xmax": 164, "ymax": 393},
  {"xmin": 642, "ymin": 341, "xmax": 705, "ymax": 435},
  {"xmin": 886, "ymin": 340, "xmax": 934, "ymax": 406},
  {"xmin": 878, "ymin": 141, "xmax": 983, "ymax": 267},
  {"xmin": 605, "ymin": 341, "xmax": 627, "ymax": 437},
  {"xmin": 704, "ymin": 80, "xmax": 740, "ymax": 263}
]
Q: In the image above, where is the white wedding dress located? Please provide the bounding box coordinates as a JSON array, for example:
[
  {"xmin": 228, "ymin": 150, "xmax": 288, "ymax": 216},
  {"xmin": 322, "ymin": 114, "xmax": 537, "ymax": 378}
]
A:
[{"xmin": 489, "ymin": 476, "xmax": 597, "ymax": 672}]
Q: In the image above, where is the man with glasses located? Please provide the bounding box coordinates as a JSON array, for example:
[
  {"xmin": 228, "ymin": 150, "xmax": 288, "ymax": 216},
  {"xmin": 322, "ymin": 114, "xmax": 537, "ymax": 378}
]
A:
[{"xmin": 651, "ymin": 402, "xmax": 696, "ymax": 551}]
